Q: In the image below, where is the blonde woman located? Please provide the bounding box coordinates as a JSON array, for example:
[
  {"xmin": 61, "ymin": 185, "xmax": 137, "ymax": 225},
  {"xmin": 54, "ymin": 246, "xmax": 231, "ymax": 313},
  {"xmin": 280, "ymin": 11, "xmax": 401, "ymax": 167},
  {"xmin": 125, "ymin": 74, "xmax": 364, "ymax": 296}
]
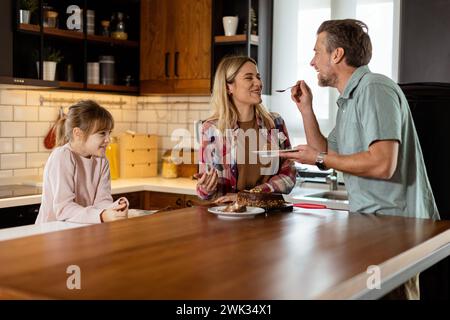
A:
[{"xmin": 197, "ymin": 56, "xmax": 296, "ymax": 202}]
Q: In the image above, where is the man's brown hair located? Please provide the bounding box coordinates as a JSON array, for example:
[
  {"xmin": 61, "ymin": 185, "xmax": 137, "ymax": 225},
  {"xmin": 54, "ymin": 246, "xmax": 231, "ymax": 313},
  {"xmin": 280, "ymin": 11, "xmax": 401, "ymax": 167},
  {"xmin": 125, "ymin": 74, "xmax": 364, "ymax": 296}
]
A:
[{"xmin": 317, "ymin": 19, "xmax": 372, "ymax": 68}]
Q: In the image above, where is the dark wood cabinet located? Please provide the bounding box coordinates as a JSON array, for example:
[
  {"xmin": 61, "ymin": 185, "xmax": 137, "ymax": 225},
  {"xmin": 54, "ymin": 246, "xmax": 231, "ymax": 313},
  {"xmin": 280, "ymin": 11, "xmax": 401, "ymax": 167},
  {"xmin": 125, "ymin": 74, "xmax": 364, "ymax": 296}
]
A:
[
  {"xmin": 5, "ymin": 0, "xmax": 140, "ymax": 93},
  {"xmin": 140, "ymin": 0, "xmax": 211, "ymax": 94},
  {"xmin": 212, "ymin": 0, "xmax": 272, "ymax": 94},
  {"xmin": 113, "ymin": 191, "xmax": 199, "ymax": 211}
]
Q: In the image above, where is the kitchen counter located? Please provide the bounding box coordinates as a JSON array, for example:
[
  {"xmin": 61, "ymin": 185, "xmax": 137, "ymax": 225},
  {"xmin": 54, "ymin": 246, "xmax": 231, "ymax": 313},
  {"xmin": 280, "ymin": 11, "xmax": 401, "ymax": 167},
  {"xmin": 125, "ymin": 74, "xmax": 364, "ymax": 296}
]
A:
[
  {"xmin": 0, "ymin": 177, "xmax": 198, "ymax": 209},
  {"xmin": 0, "ymin": 206, "xmax": 449, "ymax": 299}
]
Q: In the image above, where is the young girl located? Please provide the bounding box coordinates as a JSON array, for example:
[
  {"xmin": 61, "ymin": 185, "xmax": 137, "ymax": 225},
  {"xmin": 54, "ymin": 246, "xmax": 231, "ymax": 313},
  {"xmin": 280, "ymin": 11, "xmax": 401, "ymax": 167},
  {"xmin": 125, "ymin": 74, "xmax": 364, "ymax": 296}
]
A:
[{"xmin": 35, "ymin": 100, "xmax": 129, "ymax": 224}]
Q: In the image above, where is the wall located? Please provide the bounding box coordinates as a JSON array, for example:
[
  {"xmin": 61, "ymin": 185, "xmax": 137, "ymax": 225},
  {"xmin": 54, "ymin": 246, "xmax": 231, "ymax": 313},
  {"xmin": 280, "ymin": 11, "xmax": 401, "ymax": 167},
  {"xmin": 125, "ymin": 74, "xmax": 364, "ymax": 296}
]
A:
[
  {"xmin": 0, "ymin": 87, "xmax": 211, "ymax": 178},
  {"xmin": 399, "ymin": 0, "xmax": 450, "ymax": 83}
]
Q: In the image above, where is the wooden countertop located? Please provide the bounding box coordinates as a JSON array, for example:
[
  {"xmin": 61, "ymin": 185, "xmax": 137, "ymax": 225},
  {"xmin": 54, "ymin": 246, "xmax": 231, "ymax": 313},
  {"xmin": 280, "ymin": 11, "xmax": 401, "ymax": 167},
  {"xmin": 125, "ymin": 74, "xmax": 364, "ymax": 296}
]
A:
[{"xmin": 0, "ymin": 207, "xmax": 449, "ymax": 299}]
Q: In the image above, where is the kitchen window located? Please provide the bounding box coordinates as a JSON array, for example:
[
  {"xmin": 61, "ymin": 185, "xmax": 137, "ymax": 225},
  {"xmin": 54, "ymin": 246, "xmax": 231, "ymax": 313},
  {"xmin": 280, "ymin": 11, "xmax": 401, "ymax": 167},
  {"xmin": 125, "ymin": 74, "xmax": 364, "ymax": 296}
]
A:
[{"xmin": 271, "ymin": 0, "xmax": 401, "ymax": 145}]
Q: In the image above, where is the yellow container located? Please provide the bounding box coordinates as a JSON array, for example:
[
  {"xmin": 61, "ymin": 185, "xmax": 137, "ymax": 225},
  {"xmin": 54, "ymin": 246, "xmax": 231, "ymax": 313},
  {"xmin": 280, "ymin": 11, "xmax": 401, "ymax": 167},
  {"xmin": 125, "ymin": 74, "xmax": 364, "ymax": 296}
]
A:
[{"xmin": 106, "ymin": 137, "xmax": 119, "ymax": 180}]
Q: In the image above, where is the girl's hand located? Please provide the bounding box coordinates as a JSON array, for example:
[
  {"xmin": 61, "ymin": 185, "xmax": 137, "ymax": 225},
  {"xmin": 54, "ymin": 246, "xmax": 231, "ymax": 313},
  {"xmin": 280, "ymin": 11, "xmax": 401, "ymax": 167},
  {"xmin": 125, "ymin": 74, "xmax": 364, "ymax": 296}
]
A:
[
  {"xmin": 196, "ymin": 167, "xmax": 218, "ymax": 194},
  {"xmin": 101, "ymin": 207, "xmax": 128, "ymax": 222}
]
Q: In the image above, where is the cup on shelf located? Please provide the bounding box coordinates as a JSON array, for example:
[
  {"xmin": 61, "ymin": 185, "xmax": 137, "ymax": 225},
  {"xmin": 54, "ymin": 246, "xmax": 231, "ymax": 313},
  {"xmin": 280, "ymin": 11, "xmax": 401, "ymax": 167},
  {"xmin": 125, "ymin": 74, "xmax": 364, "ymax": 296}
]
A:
[
  {"xmin": 222, "ymin": 16, "xmax": 238, "ymax": 36},
  {"xmin": 87, "ymin": 62, "xmax": 100, "ymax": 84}
]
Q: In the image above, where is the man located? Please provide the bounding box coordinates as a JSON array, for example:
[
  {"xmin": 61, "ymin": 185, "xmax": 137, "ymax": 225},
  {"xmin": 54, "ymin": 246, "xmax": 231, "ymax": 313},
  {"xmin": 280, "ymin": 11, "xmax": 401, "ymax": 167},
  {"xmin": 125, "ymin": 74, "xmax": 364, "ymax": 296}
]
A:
[{"xmin": 280, "ymin": 19, "xmax": 439, "ymax": 299}]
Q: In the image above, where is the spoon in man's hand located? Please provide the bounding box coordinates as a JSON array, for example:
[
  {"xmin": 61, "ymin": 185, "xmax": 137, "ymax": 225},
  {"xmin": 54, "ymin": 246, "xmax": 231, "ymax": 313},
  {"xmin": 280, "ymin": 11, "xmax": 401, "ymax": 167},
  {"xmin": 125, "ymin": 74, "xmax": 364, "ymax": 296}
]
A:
[{"xmin": 275, "ymin": 85, "xmax": 296, "ymax": 93}]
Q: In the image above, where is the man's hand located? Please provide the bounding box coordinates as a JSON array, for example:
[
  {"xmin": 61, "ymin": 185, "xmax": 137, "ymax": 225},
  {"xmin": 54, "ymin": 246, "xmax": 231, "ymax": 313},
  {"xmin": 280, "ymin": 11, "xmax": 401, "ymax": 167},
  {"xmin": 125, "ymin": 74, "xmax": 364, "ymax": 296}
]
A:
[
  {"xmin": 279, "ymin": 145, "xmax": 319, "ymax": 165},
  {"xmin": 291, "ymin": 80, "xmax": 313, "ymax": 114}
]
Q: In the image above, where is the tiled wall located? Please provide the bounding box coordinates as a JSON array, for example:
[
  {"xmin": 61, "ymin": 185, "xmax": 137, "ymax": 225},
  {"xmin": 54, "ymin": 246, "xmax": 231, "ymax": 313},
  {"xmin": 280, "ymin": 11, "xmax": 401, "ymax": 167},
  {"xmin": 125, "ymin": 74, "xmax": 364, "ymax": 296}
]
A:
[{"xmin": 0, "ymin": 86, "xmax": 211, "ymax": 178}]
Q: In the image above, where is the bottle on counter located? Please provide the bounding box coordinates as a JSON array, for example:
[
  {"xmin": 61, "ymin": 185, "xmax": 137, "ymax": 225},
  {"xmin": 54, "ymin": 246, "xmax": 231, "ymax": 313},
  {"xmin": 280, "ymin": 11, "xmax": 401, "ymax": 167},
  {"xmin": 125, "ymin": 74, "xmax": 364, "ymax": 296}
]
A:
[{"xmin": 106, "ymin": 137, "xmax": 119, "ymax": 180}]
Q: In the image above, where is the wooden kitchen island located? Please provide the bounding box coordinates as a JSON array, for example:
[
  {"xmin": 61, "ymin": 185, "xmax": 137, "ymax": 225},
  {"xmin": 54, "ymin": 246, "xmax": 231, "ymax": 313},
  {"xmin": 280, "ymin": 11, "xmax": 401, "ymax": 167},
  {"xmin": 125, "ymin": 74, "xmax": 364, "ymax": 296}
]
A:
[{"xmin": 0, "ymin": 207, "xmax": 449, "ymax": 300}]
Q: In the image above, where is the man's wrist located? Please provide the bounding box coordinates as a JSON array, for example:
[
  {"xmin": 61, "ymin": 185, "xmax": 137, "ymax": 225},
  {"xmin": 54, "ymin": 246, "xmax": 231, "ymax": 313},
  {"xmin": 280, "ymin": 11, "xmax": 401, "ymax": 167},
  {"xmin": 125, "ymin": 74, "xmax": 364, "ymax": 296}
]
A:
[{"xmin": 315, "ymin": 151, "xmax": 328, "ymax": 170}]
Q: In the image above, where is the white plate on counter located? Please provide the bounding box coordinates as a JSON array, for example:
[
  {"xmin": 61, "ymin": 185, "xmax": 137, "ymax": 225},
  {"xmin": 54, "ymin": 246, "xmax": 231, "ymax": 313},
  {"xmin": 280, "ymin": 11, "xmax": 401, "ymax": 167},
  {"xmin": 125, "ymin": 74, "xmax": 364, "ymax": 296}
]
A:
[
  {"xmin": 208, "ymin": 206, "xmax": 265, "ymax": 219},
  {"xmin": 252, "ymin": 149, "xmax": 298, "ymax": 157}
]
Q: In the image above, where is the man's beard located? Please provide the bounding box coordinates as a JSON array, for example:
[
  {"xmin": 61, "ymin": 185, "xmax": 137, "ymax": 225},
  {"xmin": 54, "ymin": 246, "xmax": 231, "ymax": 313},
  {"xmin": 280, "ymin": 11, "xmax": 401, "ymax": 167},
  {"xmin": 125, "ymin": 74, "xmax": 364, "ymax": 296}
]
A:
[{"xmin": 318, "ymin": 70, "xmax": 337, "ymax": 87}]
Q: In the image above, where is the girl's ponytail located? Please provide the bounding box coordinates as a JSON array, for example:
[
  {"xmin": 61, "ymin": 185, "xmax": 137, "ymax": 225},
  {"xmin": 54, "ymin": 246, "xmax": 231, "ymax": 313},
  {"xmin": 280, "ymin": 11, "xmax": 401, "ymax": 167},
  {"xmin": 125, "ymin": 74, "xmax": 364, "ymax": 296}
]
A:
[{"xmin": 55, "ymin": 116, "xmax": 67, "ymax": 147}]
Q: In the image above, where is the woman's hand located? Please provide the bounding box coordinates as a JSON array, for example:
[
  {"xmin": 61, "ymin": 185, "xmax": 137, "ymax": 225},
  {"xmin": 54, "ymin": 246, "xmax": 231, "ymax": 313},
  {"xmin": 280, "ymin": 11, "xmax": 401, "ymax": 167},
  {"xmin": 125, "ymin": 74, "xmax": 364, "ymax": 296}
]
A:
[
  {"xmin": 214, "ymin": 193, "xmax": 237, "ymax": 204},
  {"xmin": 291, "ymin": 80, "xmax": 313, "ymax": 114},
  {"xmin": 196, "ymin": 167, "xmax": 218, "ymax": 195}
]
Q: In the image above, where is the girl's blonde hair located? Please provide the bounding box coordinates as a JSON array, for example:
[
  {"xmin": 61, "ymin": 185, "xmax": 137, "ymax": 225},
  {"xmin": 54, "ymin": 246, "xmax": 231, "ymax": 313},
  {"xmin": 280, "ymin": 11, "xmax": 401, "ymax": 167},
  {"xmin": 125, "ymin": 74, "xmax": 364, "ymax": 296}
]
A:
[
  {"xmin": 56, "ymin": 100, "xmax": 114, "ymax": 146},
  {"xmin": 209, "ymin": 56, "xmax": 275, "ymax": 132}
]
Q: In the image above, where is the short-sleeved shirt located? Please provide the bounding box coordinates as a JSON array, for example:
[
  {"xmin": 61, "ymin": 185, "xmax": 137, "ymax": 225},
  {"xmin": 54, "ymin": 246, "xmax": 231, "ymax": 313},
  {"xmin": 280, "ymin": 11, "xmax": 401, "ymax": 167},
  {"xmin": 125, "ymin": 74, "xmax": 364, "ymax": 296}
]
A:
[{"xmin": 328, "ymin": 65, "xmax": 439, "ymax": 220}]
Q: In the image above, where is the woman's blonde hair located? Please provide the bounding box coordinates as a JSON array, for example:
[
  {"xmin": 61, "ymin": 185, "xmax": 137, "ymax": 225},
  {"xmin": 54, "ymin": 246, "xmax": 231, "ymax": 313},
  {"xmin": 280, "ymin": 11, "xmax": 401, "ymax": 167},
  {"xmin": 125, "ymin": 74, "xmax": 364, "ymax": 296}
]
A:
[
  {"xmin": 209, "ymin": 56, "xmax": 274, "ymax": 132},
  {"xmin": 56, "ymin": 100, "xmax": 114, "ymax": 146}
]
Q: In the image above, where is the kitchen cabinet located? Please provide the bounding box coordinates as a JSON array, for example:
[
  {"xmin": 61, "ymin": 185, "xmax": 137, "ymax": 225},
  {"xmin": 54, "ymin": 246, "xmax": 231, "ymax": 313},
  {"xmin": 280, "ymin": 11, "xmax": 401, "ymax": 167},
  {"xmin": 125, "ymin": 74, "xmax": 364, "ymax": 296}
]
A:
[
  {"xmin": 0, "ymin": 204, "xmax": 40, "ymax": 229},
  {"xmin": 212, "ymin": 0, "xmax": 273, "ymax": 94},
  {"xmin": 114, "ymin": 191, "xmax": 199, "ymax": 211},
  {"xmin": 140, "ymin": 0, "xmax": 211, "ymax": 94},
  {"xmin": 6, "ymin": 0, "xmax": 140, "ymax": 93}
]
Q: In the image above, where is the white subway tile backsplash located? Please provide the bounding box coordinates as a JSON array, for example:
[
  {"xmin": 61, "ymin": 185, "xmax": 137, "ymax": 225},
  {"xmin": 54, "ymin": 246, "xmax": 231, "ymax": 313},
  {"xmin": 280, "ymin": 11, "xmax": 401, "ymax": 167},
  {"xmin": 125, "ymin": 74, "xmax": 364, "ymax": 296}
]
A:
[
  {"xmin": 1, "ymin": 153, "xmax": 26, "ymax": 169},
  {"xmin": 27, "ymin": 91, "xmax": 45, "ymax": 106},
  {"xmin": 26, "ymin": 152, "xmax": 50, "ymax": 168},
  {"xmin": 113, "ymin": 122, "xmax": 132, "ymax": 134},
  {"xmin": 0, "ymin": 138, "xmax": 13, "ymax": 153},
  {"xmin": 147, "ymin": 123, "xmax": 158, "ymax": 135},
  {"xmin": 0, "ymin": 90, "xmax": 26, "ymax": 105},
  {"xmin": 138, "ymin": 109, "xmax": 157, "ymax": 121},
  {"xmin": 144, "ymin": 96, "xmax": 168, "ymax": 103},
  {"xmin": 1, "ymin": 122, "xmax": 26, "ymax": 137},
  {"xmin": 167, "ymin": 96, "xmax": 189, "ymax": 103},
  {"xmin": 157, "ymin": 123, "xmax": 168, "ymax": 136},
  {"xmin": 170, "ymin": 103, "xmax": 188, "ymax": 110},
  {"xmin": 136, "ymin": 123, "xmax": 147, "ymax": 133},
  {"xmin": 39, "ymin": 107, "xmax": 59, "ymax": 121},
  {"xmin": 14, "ymin": 106, "xmax": 39, "ymax": 121},
  {"xmin": 122, "ymin": 110, "xmax": 137, "ymax": 122},
  {"xmin": 0, "ymin": 170, "xmax": 13, "ymax": 178},
  {"xmin": 200, "ymin": 110, "xmax": 211, "ymax": 120},
  {"xmin": 178, "ymin": 110, "xmax": 187, "ymax": 123},
  {"xmin": 27, "ymin": 122, "xmax": 51, "ymax": 137},
  {"xmin": 189, "ymin": 102, "xmax": 211, "ymax": 110},
  {"xmin": 0, "ymin": 105, "xmax": 13, "ymax": 121},
  {"xmin": 161, "ymin": 136, "xmax": 177, "ymax": 149},
  {"xmin": 187, "ymin": 110, "xmax": 200, "ymax": 123},
  {"xmin": 189, "ymin": 96, "xmax": 210, "ymax": 103},
  {"xmin": 14, "ymin": 137, "xmax": 38, "ymax": 153},
  {"xmin": 168, "ymin": 123, "xmax": 187, "ymax": 137},
  {"xmin": 13, "ymin": 168, "xmax": 39, "ymax": 177},
  {"xmin": 109, "ymin": 109, "xmax": 122, "ymax": 122}
]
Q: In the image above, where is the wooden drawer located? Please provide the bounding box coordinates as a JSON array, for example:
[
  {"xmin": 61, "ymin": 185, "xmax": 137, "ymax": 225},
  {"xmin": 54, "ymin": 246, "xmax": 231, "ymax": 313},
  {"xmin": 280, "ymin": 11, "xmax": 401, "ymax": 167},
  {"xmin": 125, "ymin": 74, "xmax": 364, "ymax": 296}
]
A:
[
  {"xmin": 119, "ymin": 133, "xmax": 158, "ymax": 149},
  {"xmin": 121, "ymin": 163, "xmax": 158, "ymax": 178},
  {"xmin": 123, "ymin": 149, "xmax": 158, "ymax": 164}
]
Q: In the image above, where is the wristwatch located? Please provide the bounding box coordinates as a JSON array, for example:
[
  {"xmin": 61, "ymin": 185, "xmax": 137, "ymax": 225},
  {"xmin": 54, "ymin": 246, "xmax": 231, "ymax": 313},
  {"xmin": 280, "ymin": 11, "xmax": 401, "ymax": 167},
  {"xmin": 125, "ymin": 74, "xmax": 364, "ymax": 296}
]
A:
[{"xmin": 315, "ymin": 152, "xmax": 327, "ymax": 171}]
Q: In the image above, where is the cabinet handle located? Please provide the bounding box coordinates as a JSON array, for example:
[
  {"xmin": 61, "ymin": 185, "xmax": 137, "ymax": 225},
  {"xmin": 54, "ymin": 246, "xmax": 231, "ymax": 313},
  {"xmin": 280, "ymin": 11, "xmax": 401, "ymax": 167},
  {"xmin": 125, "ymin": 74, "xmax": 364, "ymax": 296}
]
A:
[
  {"xmin": 165, "ymin": 52, "xmax": 170, "ymax": 78},
  {"xmin": 176, "ymin": 198, "xmax": 183, "ymax": 206},
  {"xmin": 174, "ymin": 51, "xmax": 179, "ymax": 77},
  {"xmin": 186, "ymin": 200, "xmax": 192, "ymax": 207}
]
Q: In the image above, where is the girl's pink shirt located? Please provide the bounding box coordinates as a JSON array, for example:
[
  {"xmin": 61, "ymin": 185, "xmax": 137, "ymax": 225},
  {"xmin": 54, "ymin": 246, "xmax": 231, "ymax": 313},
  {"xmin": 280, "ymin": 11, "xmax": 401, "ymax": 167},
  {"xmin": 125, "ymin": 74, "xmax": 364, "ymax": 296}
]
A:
[{"xmin": 36, "ymin": 143, "xmax": 127, "ymax": 224}]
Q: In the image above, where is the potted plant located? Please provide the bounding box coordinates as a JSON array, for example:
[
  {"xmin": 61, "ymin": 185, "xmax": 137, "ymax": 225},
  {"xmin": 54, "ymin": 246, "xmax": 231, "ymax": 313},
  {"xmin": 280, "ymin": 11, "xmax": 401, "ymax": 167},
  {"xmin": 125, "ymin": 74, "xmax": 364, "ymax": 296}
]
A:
[
  {"xmin": 19, "ymin": 0, "xmax": 39, "ymax": 24},
  {"xmin": 35, "ymin": 48, "xmax": 63, "ymax": 81}
]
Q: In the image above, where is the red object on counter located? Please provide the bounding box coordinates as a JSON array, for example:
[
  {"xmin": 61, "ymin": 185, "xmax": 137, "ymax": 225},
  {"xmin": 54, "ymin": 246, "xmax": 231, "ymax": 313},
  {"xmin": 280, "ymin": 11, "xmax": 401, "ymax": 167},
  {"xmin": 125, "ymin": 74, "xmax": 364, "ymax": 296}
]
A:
[{"xmin": 294, "ymin": 203, "xmax": 327, "ymax": 209}]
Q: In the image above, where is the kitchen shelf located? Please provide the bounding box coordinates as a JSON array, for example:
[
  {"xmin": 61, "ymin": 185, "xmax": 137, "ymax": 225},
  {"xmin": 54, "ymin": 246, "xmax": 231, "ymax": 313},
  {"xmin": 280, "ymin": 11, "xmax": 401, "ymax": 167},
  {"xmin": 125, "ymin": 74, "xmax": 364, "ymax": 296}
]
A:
[
  {"xmin": 87, "ymin": 35, "xmax": 139, "ymax": 48},
  {"xmin": 87, "ymin": 84, "xmax": 139, "ymax": 93},
  {"xmin": 18, "ymin": 24, "xmax": 84, "ymax": 40},
  {"xmin": 59, "ymin": 81, "xmax": 84, "ymax": 89},
  {"xmin": 214, "ymin": 34, "xmax": 259, "ymax": 45}
]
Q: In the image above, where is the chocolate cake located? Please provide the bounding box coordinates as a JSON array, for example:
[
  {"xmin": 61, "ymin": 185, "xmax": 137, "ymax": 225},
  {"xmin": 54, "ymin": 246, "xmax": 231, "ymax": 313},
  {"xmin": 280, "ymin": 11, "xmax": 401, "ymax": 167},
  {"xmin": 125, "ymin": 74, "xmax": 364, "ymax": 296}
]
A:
[
  {"xmin": 237, "ymin": 190, "xmax": 285, "ymax": 209},
  {"xmin": 222, "ymin": 202, "xmax": 247, "ymax": 213}
]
